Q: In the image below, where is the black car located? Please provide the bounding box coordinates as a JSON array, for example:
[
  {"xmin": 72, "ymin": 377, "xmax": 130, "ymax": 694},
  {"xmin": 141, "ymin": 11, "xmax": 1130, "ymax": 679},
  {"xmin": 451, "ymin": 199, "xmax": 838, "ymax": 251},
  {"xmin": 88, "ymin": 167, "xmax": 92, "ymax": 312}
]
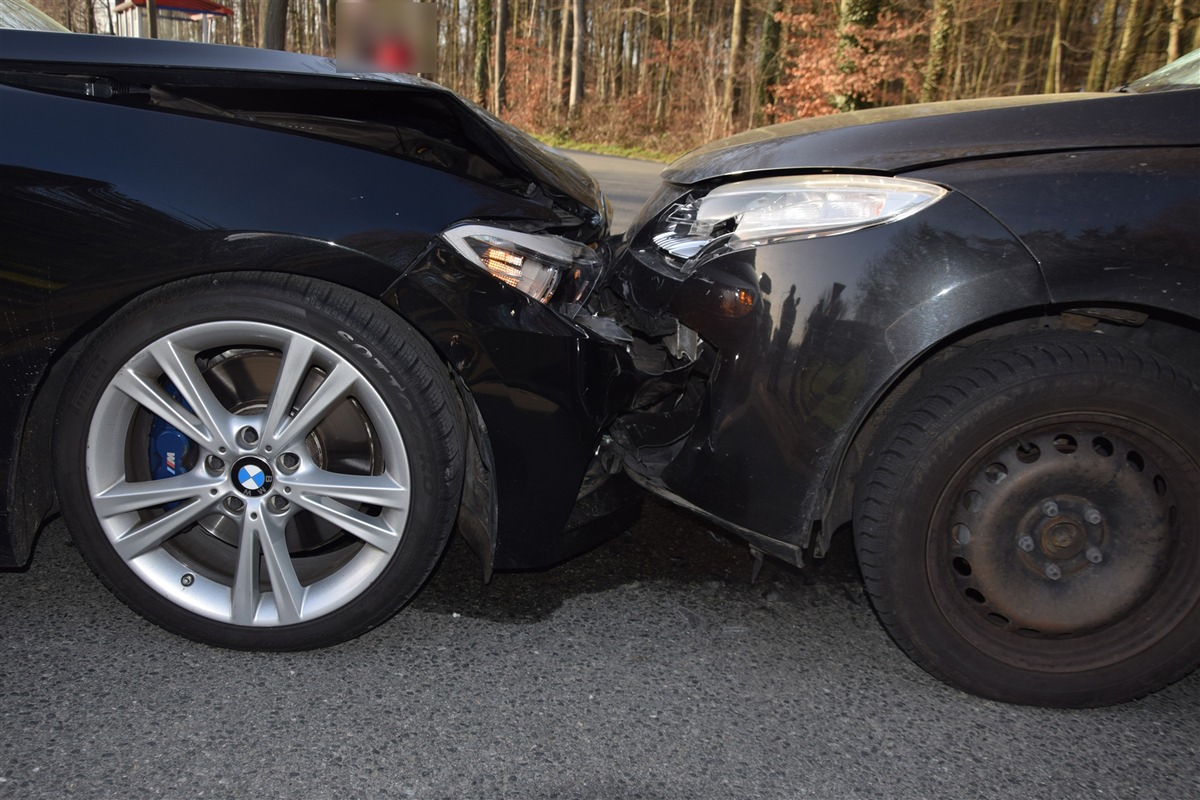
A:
[
  {"xmin": 2, "ymin": 24, "xmax": 1197, "ymax": 709},
  {"xmin": 607, "ymin": 52, "xmax": 1199, "ymax": 707},
  {"xmin": 1, "ymin": 29, "xmax": 652, "ymax": 651}
]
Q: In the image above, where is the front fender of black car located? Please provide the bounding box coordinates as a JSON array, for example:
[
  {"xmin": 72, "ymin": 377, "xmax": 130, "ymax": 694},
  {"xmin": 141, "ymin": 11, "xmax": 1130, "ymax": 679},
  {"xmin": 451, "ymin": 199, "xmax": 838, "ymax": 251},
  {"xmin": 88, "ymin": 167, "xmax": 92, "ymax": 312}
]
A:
[{"xmin": 610, "ymin": 186, "xmax": 1049, "ymax": 555}]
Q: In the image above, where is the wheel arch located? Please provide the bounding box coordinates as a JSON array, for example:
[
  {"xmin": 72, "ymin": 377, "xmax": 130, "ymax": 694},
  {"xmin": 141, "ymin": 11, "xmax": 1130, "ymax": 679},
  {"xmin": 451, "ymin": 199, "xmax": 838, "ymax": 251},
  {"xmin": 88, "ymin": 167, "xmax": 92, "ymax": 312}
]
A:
[
  {"xmin": 817, "ymin": 303, "xmax": 1200, "ymax": 558},
  {"xmin": 2, "ymin": 235, "xmax": 425, "ymax": 568}
]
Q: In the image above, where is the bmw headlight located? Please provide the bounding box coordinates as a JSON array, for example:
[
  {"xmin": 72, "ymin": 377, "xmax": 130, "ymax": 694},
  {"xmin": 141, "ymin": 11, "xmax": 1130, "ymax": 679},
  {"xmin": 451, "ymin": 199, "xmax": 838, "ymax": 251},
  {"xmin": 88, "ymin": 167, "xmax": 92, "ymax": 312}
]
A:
[
  {"xmin": 442, "ymin": 224, "xmax": 602, "ymax": 317},
  {"xmin": 652, "ymin": 174, "xmax": 947, "ymax": 263}
]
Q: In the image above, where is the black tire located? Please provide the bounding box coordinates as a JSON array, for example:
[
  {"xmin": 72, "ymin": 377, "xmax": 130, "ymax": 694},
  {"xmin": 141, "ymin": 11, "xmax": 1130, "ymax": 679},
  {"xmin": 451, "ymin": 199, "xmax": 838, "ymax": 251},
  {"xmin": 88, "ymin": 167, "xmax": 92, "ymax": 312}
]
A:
[
  {"xmin": 54, "ymin": 273, "xmax": 464, "ymax": 650},
  {"xmin": 854, "ymin": 333, "xmax": 1200, "ymax": 707}
]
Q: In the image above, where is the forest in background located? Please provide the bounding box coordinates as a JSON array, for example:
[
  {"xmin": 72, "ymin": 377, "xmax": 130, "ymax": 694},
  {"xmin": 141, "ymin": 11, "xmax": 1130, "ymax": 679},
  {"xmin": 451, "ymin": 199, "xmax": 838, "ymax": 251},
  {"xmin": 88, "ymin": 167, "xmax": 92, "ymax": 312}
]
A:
[{"xmin": 37, "ymin": 0, "xmax": 1200, "ymax": 157}]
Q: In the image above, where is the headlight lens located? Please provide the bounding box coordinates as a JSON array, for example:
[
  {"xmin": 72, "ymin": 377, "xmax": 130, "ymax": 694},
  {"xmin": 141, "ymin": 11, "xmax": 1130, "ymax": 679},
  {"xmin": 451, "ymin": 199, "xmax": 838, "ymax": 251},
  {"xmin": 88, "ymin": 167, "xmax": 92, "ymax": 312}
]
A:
[
  {"xmin": 652, "ymin": 174, "xmax": 947, "ymax": 262},
  {"xmin": 442, "ymin": 224, "xmax": 601, "ymax": 316}
]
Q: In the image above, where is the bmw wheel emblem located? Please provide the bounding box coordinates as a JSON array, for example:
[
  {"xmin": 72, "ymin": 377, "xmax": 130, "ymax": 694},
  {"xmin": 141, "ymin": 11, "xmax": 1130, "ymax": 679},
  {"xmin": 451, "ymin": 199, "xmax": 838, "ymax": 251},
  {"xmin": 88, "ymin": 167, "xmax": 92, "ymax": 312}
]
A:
[{"xmin": 232, "ymin": 457, "xmax": 273, "ymax": 497}]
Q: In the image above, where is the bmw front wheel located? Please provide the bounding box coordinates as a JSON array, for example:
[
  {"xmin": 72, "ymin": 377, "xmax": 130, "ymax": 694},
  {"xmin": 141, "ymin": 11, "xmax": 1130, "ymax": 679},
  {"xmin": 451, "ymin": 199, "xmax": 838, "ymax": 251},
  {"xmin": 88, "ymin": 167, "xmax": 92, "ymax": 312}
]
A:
[{"xmin": 55, "ymin": 273, "xmax": 464, "ymax": 650}]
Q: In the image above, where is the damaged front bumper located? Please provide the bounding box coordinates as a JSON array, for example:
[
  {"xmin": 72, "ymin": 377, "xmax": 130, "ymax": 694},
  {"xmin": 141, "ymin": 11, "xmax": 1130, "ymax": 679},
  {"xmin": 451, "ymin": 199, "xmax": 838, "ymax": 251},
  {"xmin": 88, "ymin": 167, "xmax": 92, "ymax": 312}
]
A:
[
  {"xmin": 602, "ymin": 179, "xmax": 1047, "ymax": 564},
  {"xmin": 382, "ymin": 226, "xmax": 693, "ymax": 572}
]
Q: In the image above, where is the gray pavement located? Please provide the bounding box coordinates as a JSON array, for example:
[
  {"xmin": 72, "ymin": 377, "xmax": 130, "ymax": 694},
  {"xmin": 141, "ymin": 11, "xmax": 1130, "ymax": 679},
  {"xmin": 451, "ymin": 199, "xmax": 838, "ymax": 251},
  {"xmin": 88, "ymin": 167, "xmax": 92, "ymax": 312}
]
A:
[
  {"xmin": 2, "ymin": 504, "xmax": 1198, "ymax": 799},
  {"xmin": 557, "ymin": 149, "xmax": 665, "ymax": 234},
  {"xmin": 2, "ymin": 154, "xmax": 1198, "ymax": 799}
]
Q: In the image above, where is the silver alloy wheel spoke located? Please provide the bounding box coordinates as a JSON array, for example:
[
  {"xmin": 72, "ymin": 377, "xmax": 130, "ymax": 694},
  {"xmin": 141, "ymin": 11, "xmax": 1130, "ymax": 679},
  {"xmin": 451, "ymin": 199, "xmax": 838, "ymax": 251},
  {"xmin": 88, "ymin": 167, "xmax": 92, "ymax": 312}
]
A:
[
  {"xmin": 111, "ymin": 368, "xmax": 219, "ymax": 451},
  {"xmin": 146, "ymin": 338, "xmax": 235, "ymax": 453},
  {"xmin": 258, "ymin": 512, "xmax": 305, "ymax": 624},
  {"xmin": 289, "ymin": 492, "xmax": 402, "ymax": 555},
  {"xmin": 231, "ymin": 502, "xmax": 306, "ymax": 625},
  {"xmin": 111, "ymin": 495, "xmax": 224, "ymax": 561},
  {"xmin": 265, "ymin": 361, "xmax": 358, "ymax": 453},
  {"xmin": 261, "ymin": 336, "xmax": 318, "ymax": 445},
  {"xmin": 93, "ymin": 471, "xmax": 225, "ymax": 518},
  {"xmin": 289, "ymin": 468, "xmax": 408, "ymax": 510},
  {"xmin": 231, "ymin": 513, "xmax": 261, "ymax": 625}
]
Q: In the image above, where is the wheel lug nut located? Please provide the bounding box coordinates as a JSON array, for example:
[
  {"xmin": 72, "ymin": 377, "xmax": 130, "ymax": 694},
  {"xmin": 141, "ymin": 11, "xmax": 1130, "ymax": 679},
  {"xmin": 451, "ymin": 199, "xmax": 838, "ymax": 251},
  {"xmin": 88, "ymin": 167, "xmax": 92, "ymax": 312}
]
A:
[
  {"xmin": 238, "ymin": 427, "xmax": 259, "ymax": 447},
  {"xmin": 1042, "ymin": 501, "xmax": 1059, "ymax": 517},
  {"xmin": 1044, "ymin": 564, "xmax": 1062, "ymax": 581},
  {"xmin": 1086, "ymin": 547, "xmax": 1103, "ymax": 564},
  {"xmin": 1085, "ymin": 508, "xmax": 1102, "ymax": 525},
  {"xmin": 224, "ymin": 496, "xmax": 245, "ymax": 514},
  {"xmin": 1018, "ymin": 535, "xmax": 1035, "ymax": 552},
  {"xmin": 205, "ymin": 455, "xmax": 225, "ymax": 473},
  {"xmin": 280, "ymin": 452, "xmax": 301, "ymax": 471},
  {"xmin": 267, "ymin": 496, "xmax": 290, "ymax": 513}
]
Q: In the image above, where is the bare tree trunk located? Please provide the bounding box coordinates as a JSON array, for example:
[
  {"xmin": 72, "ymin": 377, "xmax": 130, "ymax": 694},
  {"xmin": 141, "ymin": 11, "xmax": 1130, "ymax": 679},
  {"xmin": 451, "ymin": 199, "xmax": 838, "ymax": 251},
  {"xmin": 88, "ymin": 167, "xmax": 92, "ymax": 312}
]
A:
[
  {"xmin": 1167, "ymin": 0, "xmax": 1185, "ymax": 62},
  {"xmin": 494, "ymin": 0, "xmax": 508, "ymax": 112},
  {"xmin": 1043, "ymin": 0, "xmax": 1066, "ymax": 93},
  {"xmin": 568, "ymin": 0, "xmax": 584, "ymax": 119},
  {"xmin": 259, "ymin": 0, "xmax": 286, "ymax": 49},
  {"xmin": 446, "ymin": 0, "xmax": 460, "ymax": 90},
  {"xmin": 921, "ymin": 0, "xmax": 953, "ymax": 101},
  {"xmin": 1111, "ymin": 0, "xmax": 1149, "ymax": 86},
  {"xmin": 654, "ymin": 0, "xmax": 674, "ymax": 128},
  {"xmin": 315, "ymin": 0, "xmax": 329, "ymax": 54},
  {"xmin": 1085, "ymin": 0, "xmax": 1119, "ymax": 90},
  {"xmin": 753, "ymin": 0, "xmax": 781, "ymax": 126},
  {"xmin": 833, "ymin": 0, "xmax": 881, "ymax": 111},
  {"xmin": 1013, "ymin": 0, "xmax": 1037, "ymax": 95},
  {"xmin": 239, "ymin": 0, "xmax": 254, "ymax": 47},
  {"xmin": 721, "ymin": 0, "xmax": 745, "ymax": 134},
  {"xmin": 474, "ymin": 0, "xmax": 492, "ymax": 105},
  {"xmin": 555, "ymin": 0, "xmax": 570, "ymax": 111}
]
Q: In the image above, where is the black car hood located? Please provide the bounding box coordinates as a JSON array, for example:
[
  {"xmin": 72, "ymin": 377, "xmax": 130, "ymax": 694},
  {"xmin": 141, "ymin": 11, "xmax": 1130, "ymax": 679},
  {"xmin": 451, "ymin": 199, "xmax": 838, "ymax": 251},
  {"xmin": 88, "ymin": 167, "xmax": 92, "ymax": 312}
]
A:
[
  {"xmin": 664, "ymin": 89, "xmax": 1200, "ymax": 184},
  {"xmin": 0, "ymin": 30, "xmax": 605, "ymax": 225}
]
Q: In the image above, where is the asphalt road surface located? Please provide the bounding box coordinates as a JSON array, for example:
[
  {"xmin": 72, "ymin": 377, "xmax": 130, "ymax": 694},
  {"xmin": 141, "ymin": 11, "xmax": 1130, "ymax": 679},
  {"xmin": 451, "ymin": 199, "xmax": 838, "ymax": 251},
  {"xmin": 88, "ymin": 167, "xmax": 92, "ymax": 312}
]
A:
[
  {"xmin": 558, "ymin": 149, "xmax": 665, "ymax": 234},
  {"xmin": 2, "ymin": 154, "xmax": 1198, "ymax": 800}
]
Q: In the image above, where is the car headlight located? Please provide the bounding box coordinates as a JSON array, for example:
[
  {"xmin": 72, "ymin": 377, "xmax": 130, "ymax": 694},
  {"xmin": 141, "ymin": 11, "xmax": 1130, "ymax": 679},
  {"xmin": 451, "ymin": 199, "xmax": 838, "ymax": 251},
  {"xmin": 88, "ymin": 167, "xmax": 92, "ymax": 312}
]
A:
[
  {"xmin": 442, "ymin": 224, "xmax": 601, "ymax": 317},
  {"xmin": 652, "ymin": 175, "xmax": 947, "ymax": 262}
]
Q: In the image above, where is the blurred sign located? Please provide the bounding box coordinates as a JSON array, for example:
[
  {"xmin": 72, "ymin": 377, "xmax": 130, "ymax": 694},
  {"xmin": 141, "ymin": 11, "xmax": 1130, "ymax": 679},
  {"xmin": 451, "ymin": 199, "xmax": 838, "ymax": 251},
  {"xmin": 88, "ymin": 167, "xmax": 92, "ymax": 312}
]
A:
[{"xmin": 335, "ymin": 0, "xmax": 436, "ymax": 74}]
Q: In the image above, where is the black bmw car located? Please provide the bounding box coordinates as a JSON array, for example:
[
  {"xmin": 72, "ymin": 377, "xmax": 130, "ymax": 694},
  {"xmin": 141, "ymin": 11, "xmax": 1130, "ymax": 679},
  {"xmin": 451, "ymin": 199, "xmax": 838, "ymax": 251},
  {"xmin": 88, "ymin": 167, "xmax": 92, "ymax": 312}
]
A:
[
  {"xmin": 2, "ymin": 22, "xmax": 1197, "ymax": 708},
  {"xmin": 0, "ymin": 28, "xmax": 654, "ymax": 651}
]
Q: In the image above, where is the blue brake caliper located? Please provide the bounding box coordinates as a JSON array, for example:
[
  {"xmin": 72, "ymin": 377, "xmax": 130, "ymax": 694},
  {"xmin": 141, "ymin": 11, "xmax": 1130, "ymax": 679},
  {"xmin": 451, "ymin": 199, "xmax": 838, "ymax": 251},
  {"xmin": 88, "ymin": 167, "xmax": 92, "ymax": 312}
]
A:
[{"xmin": 149, "ymin": 382, "xmax": 195, "ymax": 506}]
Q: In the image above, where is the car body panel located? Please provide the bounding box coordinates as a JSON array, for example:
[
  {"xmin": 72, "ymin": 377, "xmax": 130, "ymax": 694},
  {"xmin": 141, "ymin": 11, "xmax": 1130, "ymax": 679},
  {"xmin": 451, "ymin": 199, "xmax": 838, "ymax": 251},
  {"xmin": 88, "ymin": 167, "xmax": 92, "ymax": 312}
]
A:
[
  {"xmin": 614, "ymin": 191, "xmax": 1047, "ymax": 550},
  {"xmin": 907, "ymin": 147, "xmax": 1200, "ymax": 317},
  {"xmin": 386, "ymin": 249, "xmax": 642, "ymax": 569},
  {"xmin": 613, "ymin": 81, "xmax": 1200, "ymax": 558},
  {"xmin": 0, "ymin": 32, "xmax": 630, "ymax": 570},
  {"xmin": 0, "ymin": 30, "xmax": 606, "ymax": 224},
  {"xmin": 664, "ymin": 90, "xmax": 1200, "ymax": 184}
]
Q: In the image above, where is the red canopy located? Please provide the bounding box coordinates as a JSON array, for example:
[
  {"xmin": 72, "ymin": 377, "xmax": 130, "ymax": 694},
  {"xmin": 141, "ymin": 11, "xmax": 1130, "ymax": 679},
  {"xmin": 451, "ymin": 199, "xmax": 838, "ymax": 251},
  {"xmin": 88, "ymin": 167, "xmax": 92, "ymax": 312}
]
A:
[{"xmin": 128, "ymin": 0, "xmax": 233, "ymax": 16}]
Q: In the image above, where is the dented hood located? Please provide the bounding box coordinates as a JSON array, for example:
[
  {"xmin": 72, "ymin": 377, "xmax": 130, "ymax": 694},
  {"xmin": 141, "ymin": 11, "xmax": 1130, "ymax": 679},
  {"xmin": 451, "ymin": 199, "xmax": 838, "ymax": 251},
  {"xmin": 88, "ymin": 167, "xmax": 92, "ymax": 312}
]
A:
[
  {"xmin": 664, "ymin": 90, "xmax": 1200, "ymax": 184},
  {"xmin": 0, "ymin": 30, "xmax": 606, "ymax": 227}
]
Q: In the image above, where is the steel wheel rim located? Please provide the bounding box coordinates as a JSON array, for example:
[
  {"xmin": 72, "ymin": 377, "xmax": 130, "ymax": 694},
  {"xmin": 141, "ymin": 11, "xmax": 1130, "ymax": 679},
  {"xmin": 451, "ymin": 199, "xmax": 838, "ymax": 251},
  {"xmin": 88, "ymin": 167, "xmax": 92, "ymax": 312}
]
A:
[
  {"xmin": 927, "ymin": 411, "xmax": 1198, "ymax": 672},
  {"xmin": 86, "ymin": 321, "xmax": 412, "ymax": 626}
]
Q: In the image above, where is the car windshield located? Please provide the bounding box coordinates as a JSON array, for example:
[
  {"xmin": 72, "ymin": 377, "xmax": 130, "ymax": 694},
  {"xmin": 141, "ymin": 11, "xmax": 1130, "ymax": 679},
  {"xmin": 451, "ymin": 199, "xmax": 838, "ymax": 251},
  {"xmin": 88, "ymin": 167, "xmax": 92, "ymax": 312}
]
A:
[
  {"xmin": 0, "ymin": 0, "xmax": 68, "ymax": 31},
  {"xmin": 1124, "ymin": 48, "xmax": 1200, "ymax": 93}
]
